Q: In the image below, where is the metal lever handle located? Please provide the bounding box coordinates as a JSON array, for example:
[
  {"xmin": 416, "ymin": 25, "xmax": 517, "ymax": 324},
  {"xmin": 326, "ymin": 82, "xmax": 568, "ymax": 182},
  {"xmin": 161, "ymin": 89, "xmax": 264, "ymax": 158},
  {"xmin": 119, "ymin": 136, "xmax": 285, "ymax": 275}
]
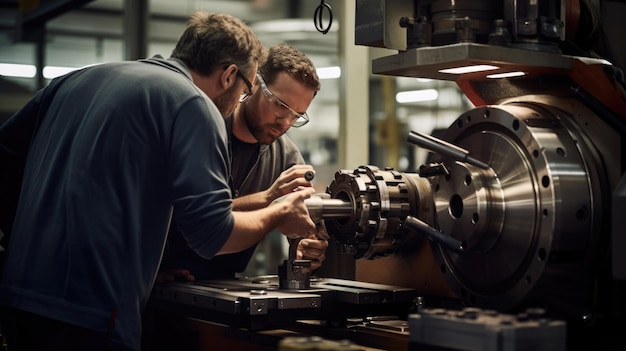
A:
[
  {"xmin": 404, "ymin": 216, "xmax": 465, "ymax": 253},
  {"xmin": 407, "ymin": 130, "xmax": 490, "ymax": 170},
  {"xmin": 288, "ymin": 237, "xmax": 302, "ymax": 260},
  {"xmin": 279, "ymin": 237, "xmax": 312, "ymax": 289}
]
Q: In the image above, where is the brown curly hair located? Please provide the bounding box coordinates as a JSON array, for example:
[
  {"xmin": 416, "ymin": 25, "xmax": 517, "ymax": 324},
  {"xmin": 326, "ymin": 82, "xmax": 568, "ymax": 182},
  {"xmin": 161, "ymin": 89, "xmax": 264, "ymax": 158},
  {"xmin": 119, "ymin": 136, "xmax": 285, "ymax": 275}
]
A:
[
  {"xmin": 171, "ymin": 11, "xmax": 266, "ymax": 78},
  {"xmin": 258, "ymin": 43, "xmax": 320, "ymax": 94}
]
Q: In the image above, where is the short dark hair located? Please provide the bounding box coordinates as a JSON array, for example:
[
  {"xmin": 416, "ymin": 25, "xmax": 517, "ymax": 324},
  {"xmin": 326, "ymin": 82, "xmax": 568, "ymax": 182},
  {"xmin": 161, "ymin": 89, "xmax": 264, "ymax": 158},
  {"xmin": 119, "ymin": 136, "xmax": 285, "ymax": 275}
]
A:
[
  {"xmin": 259, "ymin": 43, "xmax": 320, "ymax": 94},
  {"xmin": 171, "ymin": 11, "xmax": 266, "ymax": 77}
]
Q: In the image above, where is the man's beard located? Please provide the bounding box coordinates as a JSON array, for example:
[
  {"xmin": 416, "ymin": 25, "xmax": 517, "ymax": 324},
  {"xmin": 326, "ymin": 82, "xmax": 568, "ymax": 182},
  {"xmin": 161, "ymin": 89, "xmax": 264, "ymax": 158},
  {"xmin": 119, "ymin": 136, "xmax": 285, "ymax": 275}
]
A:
[
  {"xmin": 243, "ymin": 102, "xmax": 284, "ymax": 145},
  {"xmin": 212, "ymin": 85, "xmax": 240, "ymax": 117}
]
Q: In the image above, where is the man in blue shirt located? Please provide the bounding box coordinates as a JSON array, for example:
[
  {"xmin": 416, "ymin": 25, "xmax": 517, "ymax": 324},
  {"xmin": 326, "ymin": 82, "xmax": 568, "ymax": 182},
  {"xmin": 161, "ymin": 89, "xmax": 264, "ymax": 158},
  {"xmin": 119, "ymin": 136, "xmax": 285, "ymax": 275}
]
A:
[{"xmin": 0, "ymin": 12, "xmax": 317, "ymax": 351}]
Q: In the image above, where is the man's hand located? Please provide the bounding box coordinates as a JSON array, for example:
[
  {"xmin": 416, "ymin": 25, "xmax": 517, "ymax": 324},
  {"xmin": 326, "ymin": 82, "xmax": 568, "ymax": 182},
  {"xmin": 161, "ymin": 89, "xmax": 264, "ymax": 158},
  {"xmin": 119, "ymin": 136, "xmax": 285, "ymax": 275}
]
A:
[
  {"xmin": 155, "ymin": 269, "xmax": 195, "ymax": 284},
  {"xmin": 265, "ymin": 164, "xmax": 315, "ymax": 204},
  {"xmin": 296, "ymin": 223, "xmax": 330, "ymax": 271},
  {"xmin": 297, "ymin": 236, "xmax": 329, "ymax": 271},
  {"xmin": 275, "ymin": 187, "xmax": 317, "ymax": 239}
]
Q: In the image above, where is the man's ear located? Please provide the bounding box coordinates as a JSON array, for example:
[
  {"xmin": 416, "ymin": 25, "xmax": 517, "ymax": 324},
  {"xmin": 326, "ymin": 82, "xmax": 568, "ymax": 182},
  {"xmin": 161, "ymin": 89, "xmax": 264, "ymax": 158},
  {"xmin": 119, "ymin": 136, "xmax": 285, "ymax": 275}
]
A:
[{"xmin": 220, "ymin": 64, "xmax": 238, "ymax": 90}]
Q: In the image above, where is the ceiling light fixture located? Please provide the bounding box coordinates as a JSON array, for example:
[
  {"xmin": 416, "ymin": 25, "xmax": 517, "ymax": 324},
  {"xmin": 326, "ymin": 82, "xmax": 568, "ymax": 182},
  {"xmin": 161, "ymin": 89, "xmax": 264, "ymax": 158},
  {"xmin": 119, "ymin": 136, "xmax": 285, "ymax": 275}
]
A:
[
  {"xmin": 439, "ymin": 64, "xmax": 499, "ymax": 74},
  {"xmin": 396, "ymin": 89, "xmax": 439, "ymax": 103},
  {"xmin": 1, "ymin": 63, "xmax": 342, "ymax": 81},
  {"xmin": 43, "ymin": 66, "xmax": 80, "ymax": 79},
  {"xmin": 317, "ymin": 66, "xmax": 340, "ymax": 79},
  {"xmin": 486, "ymin": 71, "xmax": 526, "ymax": 79},
  {"xmin": 0, "ymin": 63, "xmax": 36, "ymax": 78}
]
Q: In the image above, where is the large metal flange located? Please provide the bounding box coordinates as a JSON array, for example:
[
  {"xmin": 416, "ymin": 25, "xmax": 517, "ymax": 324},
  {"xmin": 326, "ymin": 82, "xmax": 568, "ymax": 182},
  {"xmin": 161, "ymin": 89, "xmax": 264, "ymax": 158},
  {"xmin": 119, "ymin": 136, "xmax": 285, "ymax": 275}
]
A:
[{"xmin": 430, "ymin": 102, "xmax": 596, "ymax": 310}]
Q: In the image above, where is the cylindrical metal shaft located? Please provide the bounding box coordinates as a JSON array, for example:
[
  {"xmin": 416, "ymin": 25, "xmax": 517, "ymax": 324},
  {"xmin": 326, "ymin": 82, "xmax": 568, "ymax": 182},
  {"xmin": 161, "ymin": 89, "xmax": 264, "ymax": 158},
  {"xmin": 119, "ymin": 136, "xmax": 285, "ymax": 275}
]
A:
[{"xmin": 305, "ymin": 196, "xmax": 353, "ymax": 222}]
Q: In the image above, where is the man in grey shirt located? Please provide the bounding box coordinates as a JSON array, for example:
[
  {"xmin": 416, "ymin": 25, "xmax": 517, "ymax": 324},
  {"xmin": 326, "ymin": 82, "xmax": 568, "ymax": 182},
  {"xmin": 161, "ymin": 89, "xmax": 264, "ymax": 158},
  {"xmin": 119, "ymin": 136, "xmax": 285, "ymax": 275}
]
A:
[{"xmin": 159, "ymin": 44, "xmax": 328, "ymax": 281}]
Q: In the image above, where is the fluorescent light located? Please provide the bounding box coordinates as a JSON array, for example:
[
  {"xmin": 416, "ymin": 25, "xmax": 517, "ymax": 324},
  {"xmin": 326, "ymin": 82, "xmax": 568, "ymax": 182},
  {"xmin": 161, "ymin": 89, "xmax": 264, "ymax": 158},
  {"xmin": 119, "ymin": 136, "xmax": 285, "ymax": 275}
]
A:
[
  {"xmin": 316, "ymin": 66, "xmax": 340, "ymax": 79},
  {"xmin": 4, "ymin": 63, "xmax": 340, "ymax": 81},
  {"xmin": 252, "ymin": 19, "xmax": 336, "ymax": 33},
  {"xmin": 439, "ymin": 65, "xmax": 499, "ymax": 74},
  {"xmin": 486, "ymin": 71, "xmax": 526, "ymax": 79},
  {"xmin": 396, "ymin": 89, "xmax": 438, "ymax": 103},
  {"xmin": 43, "ymin": 66, "xmax": 79, "ymax": 79},
  {"xmin": 0, "ymin": 63, "xmax": 36, "ymax": 78},
  {"xmin": 416, "ymin": 78, "xmax": 432, "ymax": 83},
  {"xmin": 0, "ymin": 63, "xmax": 78, "ymax": 79}
]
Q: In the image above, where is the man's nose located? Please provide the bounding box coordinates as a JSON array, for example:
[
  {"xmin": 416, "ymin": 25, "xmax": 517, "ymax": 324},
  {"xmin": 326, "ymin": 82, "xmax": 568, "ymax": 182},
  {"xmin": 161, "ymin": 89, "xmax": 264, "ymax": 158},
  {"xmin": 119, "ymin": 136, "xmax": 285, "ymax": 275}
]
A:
[{"xmin": 275, "ymin": 115, "xmax": 293, "ymax": 127}]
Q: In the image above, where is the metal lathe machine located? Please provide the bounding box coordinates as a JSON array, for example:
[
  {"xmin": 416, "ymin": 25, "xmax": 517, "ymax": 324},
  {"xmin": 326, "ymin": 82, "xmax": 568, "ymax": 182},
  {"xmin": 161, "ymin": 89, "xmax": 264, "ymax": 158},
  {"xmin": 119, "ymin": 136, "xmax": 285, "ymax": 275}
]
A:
[{"xmin": 149, "ymin": 1, "xmax": 626, "ymax": 350}]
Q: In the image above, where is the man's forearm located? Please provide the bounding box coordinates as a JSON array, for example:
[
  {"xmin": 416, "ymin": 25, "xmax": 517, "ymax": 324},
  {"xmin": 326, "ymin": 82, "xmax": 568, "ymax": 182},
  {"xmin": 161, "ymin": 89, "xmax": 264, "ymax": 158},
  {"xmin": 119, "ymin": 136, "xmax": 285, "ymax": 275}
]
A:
[
  {"xmin": 217, "ymin": 202, "xmax": 288, "ymax": 254},
  {"xmin": 232, "ymin": 190, "xmax": 272, "ymax": 211}
]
